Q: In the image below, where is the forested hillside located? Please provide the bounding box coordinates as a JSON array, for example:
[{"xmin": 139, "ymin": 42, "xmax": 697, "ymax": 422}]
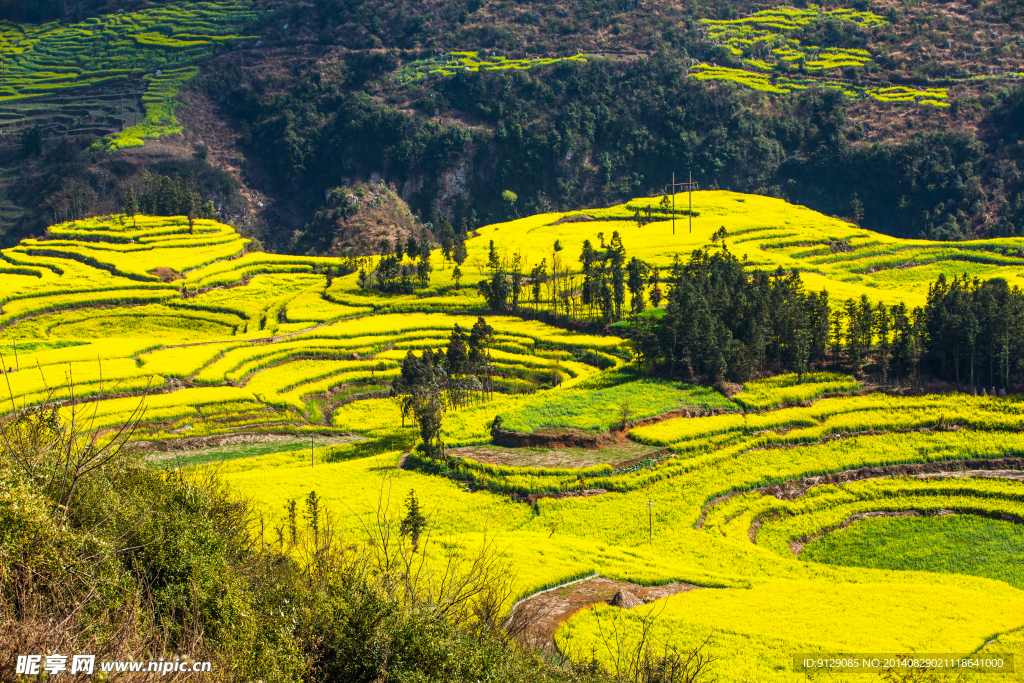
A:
[{"xmin": 0, "ymin": 0, "xmax": 1023, "ymax": 255}]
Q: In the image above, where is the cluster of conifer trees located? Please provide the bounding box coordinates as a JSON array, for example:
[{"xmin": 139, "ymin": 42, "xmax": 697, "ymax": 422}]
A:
[
  {"xmin": 358, "ymin": 228, "xmax": 434, "ymax": 293},
  {"xmin": 119, "ymin": 173, "xmax": 214, "ymax": 229},
  {"xmin": 631, "ymin": 246, "xmax": 1024, "ymax": 388}
]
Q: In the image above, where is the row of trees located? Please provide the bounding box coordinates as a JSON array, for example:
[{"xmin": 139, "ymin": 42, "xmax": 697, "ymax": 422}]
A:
[
  {"xmin": 118, "ymin": 172, "xmax": 215, "ymax": 230},
  {"xmin": 479, "ymin": 230, "xmax": 657, "ymax": 323},
  {"xmin": 391, "ymin": 318, "xmax": 495, "ymax": 456},
  {"xmin": 624, "ymin": 243, "xmax": 1024, "ymax": 388},
  {"xmin": 469, "ymin": 229, "xmax": 1024, "ymax": 388}
]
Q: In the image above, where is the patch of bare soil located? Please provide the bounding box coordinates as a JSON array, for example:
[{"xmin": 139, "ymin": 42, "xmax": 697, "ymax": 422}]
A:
[
  {"xmin": 514, "ymin": 576, "xmax": 702, "ymax": 650},
  {"xmin": 148, "ymin": 267, "xmax": 182, "ymax": 282},
  {"xmin": 449, "ymin": 439, "xmax": 666, "ymax": 469},
  {"xmin": 491, "ymin": 423, "xmax": 614, "ymax": 450},
  {"xmin": 549, "ymin": 214, "xmax": 596, "ymax": 225},
  {"xmin": 140, "ymin": 432, "xmax": 363, "ymax": 461}
]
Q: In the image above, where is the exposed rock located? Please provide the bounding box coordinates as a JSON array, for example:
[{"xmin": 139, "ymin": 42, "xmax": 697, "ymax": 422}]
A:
[
  {"xmin": 714, "ymin": 380, "xmax": 743, "ymax": 398},
  {"xmin": 609, "ymin": 589, "xmax": 644, "ymax": 609}
]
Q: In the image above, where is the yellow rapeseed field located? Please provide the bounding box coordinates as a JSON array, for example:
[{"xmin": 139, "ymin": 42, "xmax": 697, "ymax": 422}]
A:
[{"xmin": 4, "ymin": 204, "xmax": 1024, "ymax": 682}]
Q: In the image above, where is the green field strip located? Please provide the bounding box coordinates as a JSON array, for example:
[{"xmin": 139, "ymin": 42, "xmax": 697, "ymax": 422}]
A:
[
  {"xmin": 801, "ymin": 514, "xmax": 1024, "ymax": 590},
  {"xmin": 753, "ymin": 478, "xmax": 1024, "ymax": 556}
]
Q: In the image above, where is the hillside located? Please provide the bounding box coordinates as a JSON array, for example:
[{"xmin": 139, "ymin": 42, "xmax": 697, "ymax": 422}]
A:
[
  {"xmin": 464, "ymin": 190, "xmax": 1024, "ymax": 306},
  {"xmin": 0, "ymin": 0, "xmax": 1023, "ymax": 256},
  {"xmin": 2, "ymin": 207, "xmax": 1024, "ymax": 680}
]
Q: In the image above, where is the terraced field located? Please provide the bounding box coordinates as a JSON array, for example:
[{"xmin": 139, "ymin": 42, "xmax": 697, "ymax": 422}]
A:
[
  {"xmin": 393, "ymin": 50, "xmax": 588, "ymax": 84},
  {"xmin": 691, "ymin": 6, "xmax": 951, "ymax": 106},
  {"xmin": 3, "ymin": 201, "xmax": 1024, "ymax": 681},
  {"xmin": 0, "ymin": 1, "xmax": 259, "ymax": 150}
]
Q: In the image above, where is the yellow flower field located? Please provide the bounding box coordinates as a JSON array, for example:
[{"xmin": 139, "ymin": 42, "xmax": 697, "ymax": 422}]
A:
[{"xmin": 3, "ymin": 200, "xmax": 1024, "ymax": 681}]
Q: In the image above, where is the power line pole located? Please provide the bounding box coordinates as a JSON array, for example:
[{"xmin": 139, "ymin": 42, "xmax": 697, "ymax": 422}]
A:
[
  {"xmin": 645, "ymin": 499, "xmax": 655, "ymax": 542},
  {"xmin": 689, "ymin": 171, "xmax": 696, "ymax": 234},
  {"xmin": 665, "ymin": 173, "xmax": 699, "ymax": 234}
]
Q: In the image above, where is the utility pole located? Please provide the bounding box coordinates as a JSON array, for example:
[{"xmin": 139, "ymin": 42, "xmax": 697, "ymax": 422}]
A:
[
  {"xmin": 665, "ymin": 173, "xmax": 699, "ymax": 235},
  {"xmin": 645, "ymin": 499, "xmax": 655, "ymax": 542},
  {"xmin": 689, "ymin": 171, "xmax": 696, "ymax": 234}
]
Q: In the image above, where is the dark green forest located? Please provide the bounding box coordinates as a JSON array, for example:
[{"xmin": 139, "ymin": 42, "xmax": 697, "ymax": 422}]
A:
[
  {"xmin": 203, "ymin": 53, "xmax": 1024, "ymax": 254},
  {"xmin": 2, "ymin": 0, "xmax": 1024, "ymax": 255}
]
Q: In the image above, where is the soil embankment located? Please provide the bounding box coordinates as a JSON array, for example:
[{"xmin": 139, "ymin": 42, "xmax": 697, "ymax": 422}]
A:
[{"xmin": 514, "ymin": 576, "xmax": 701, "ymax": 650}]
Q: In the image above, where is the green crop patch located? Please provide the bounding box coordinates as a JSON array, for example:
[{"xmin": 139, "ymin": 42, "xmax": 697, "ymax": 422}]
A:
[{"xmin": 801, "ymin": 514, "xmax": 1024, "ymax": 589}]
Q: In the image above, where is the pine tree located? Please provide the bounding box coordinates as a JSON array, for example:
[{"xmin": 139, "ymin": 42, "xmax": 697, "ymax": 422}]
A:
[
  {"xmin": 400, "ymin": 490, "xmax": 427, "ymax": 551},
  {"xmin": 850, "ymin": 193, "xmax": 864, "ymax": 224},
  {"xmin": 121, "ymin": 182, "xmax": 138, "ymax": 227},
  {"xmin": 608, "ymin": 231, "xmax": 626, "ymax": 320},
  {"xmin": 627, "ymin": 256, "xmax": 648, "ymax": 315},
  {"xmin": 874, "ymin": 301, "xmax": 891, "ymax": 385},
  {"xmin": 416, "ymin": 254, "xmax": 432, "ymax": 288},
  {"xmin": 486, "ymin": 240, "xmax": 500, "ymax": 273},
  {"xmin": 579, "ymin": 240, "xmax": 597, "ymax": 317},
  {"xmin": 452, "ymin": 234, "xmax": 468, "ymax": 266},
  {"xmin": 439, "ymin": 217, "xmax": 455, "ymax": 263},
  {"xmin": 649, "ymin": 268, "xmax": 662, "ymax": 309},
  {"xmin": 510, "ymin": 252, "xmax": 523, "ymax": 310},
  {"xmin": 828, "ymin": 306, "xmax": 845, "ymax": 369}
]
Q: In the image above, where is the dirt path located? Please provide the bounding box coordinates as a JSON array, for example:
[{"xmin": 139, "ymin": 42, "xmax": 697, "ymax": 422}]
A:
[
  {"xmin": 513, "ymin": 576, "xmax": 701, "ymax": 650},
  {"xmin": 142, "ymin": 432, "xmax": 363, "ymax": 464},
  {"xmin": 449, "ymin": 441, "xmax": 667, "ymax": 469}
]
